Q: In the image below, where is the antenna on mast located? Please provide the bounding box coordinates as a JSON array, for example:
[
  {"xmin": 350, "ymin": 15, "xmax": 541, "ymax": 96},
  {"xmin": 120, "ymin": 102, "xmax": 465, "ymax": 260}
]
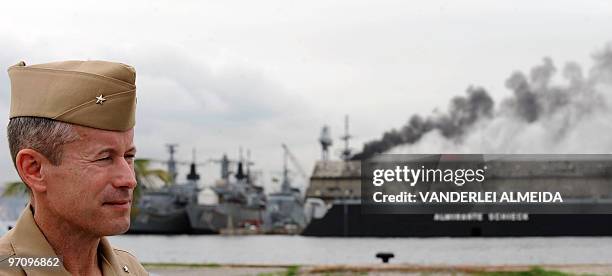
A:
[
  {"xmin": 246, "ymin": 149, "xmax": 251, "ymax": 176},
  {"xmin": 340, "ymin": 115, "xmax": 353, "ymax": 161},
  {"xmin": 166, "ymin": 144, "xmax": 178, "ymax": 184},
  {"xmin": 319, "ymin": 125, "xmax": 333, "ymax": 161}
]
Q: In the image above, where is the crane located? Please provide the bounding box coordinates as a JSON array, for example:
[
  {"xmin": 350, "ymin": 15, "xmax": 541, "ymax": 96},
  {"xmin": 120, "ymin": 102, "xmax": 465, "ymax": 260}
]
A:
[
  {"xmin": 282, "ymin": 144, "xmax": 307, "ymax": 179},
  {"xmin": 279, "ymin": 144, "xmax": 308, "ymax": 194}
]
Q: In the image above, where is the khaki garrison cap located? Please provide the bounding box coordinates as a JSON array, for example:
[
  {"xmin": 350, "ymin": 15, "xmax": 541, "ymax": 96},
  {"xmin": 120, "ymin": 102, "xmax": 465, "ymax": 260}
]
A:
[{"xmin": 7, "ymin": 60, "xmax": 137, "ymax": 131}]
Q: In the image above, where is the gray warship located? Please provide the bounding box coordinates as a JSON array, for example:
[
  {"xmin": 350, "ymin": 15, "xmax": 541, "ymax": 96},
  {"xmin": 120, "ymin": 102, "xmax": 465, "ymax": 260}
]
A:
[
  {"xmin": 262, "ymin": 144, "xmax": 308, "ymax": 234},
  {"xmin": 129, "ymin": 145, "xmax": 198, "ymax": 234},
  {"xmin": 187, "ymin": 154, "xmax": 268, "ymax": 234},
  {"xmin": 130, "ymin": 144, "xmax": 308, "ymax": 234},
  {"xmin": 129, "ymin": 183, "xmax": 195, "ymax": 234}
]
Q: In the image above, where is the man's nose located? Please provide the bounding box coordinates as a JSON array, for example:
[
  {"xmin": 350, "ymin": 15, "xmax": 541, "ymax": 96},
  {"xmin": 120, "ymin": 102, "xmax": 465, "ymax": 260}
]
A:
[{"xmin": 112, "ymin": 157, "xmax": 137, "ymax": 189}]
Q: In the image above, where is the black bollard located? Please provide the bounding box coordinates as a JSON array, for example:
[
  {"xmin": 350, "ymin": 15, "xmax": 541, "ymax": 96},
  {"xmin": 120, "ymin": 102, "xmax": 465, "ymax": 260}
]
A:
[{"xmin": 375, "ymin": 252, "xmax": 394, "ymax": 263}]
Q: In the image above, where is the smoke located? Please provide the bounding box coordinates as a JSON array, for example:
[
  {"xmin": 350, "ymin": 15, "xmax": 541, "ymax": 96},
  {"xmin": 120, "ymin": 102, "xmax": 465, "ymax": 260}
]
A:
[
  {"xmin": 352, "ymin": 86, "xmax": 494, "ymax": 159},
  {"xmin": 354, "ymin": 43, "xmax": 612, "ymax": 159}
]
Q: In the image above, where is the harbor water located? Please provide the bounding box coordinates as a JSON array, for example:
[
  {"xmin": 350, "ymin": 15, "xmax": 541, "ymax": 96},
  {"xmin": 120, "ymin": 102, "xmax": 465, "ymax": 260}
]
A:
[{"xmin": 108, "ymin": 235, "xmax": 612, "ymax": 266}]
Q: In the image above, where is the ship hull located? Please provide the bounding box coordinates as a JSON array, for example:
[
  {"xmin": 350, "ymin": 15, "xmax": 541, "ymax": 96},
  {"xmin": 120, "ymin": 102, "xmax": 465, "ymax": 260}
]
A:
[
  {"xmin": 301, "ymin": 202, "xmax": 612, "ymax": 237},
  {"xmin": 129, "ymin": 209, "xmax": 191, "ymax": 234},
  {"xmin": 187, "ymin": 203, "xmax": 265, "ymax": 234},
  {"xmin": 186, "ymin": 204, "xmax": 225, "ymax": 234}
]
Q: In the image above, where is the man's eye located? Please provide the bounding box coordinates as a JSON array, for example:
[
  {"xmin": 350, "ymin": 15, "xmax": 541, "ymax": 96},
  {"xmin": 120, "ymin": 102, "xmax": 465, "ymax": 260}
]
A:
[
  {"xmin": 97, "ymin": 157, "xmax": 112, "ymax": 162},
  {"xmin": 125, "ymin": 155, "xmax": 135, "ymax": 161}
]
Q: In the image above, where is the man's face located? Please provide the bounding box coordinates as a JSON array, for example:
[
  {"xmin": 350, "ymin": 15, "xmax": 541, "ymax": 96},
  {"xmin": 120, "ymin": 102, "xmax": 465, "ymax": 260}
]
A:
[{"xmin": 42, "ymin": 125, "xmax": 137, "ymax": 236}]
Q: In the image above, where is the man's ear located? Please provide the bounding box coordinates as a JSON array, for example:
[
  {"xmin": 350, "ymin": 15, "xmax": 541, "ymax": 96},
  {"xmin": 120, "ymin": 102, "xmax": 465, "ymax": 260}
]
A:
[{"xmin": 15, "ymin": 149, "xmax": 51, "ymax": 193}]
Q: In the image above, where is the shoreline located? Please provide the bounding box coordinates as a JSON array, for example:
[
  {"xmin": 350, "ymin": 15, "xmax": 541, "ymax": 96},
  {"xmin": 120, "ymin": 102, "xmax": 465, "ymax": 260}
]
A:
[{"xmin": 145, "ymin": 263, "xmax": 612, "ymax": 275}]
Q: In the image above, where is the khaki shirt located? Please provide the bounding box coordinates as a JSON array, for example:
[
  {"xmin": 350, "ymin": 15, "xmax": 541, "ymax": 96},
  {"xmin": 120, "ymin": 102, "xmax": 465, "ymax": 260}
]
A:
[{"xmin": 0, "ymin": 205, "xmax": 148, "ymax": 275}]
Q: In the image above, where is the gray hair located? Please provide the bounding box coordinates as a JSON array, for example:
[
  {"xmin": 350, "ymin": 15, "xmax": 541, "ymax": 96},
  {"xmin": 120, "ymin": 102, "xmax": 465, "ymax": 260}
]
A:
[{"xmin": 7, "ymin": 117, "xmax": 81, "ymax": 167}]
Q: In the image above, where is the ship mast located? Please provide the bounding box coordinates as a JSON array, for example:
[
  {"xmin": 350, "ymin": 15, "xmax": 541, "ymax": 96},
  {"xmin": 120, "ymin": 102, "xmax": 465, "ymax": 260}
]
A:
[
  {"xmin": 319, "ymin": 125, "xmax": 333, "ymax": 161},
  {"xmin": 166, "ymin": 144, "xmax": 178, "ymax": 185},
  {"xmin": 186, "ymin": 148, "xmax": 200, "ymax": 183},
  {"xmin": 340, "ymin": 115, "xmax": 352, "ymax": 161}
]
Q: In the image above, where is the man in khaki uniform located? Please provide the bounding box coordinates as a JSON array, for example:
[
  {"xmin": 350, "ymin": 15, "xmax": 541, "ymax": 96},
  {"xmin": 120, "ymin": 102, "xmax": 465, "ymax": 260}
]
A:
[{"xmin": 0, "ymin": 60, "xmax": 148, "ymax": 275}]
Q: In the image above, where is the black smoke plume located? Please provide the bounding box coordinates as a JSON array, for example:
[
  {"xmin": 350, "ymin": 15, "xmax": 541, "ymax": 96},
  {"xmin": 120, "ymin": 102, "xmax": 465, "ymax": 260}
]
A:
[
  {"xmin": 353, "ymin": 43, "xmax": 612, "ymax": 160},
  {"xmin": 352, "ymin": 86, "xmax": 494, "ymax": 160}
]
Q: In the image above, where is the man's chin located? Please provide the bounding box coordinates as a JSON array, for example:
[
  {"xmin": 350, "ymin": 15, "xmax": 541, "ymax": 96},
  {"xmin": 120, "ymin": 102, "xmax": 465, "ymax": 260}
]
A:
[
  {"xmin": 100, "ymin": 221, "xmax": 131, "ymax": 236},
  {"xmin": 94, "ymin": 214, "xmax": 131, "ymax": 236}
]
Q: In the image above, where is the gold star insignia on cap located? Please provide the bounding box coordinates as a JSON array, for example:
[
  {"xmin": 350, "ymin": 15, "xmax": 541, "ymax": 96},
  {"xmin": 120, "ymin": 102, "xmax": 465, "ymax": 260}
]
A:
[
  {"xmin": 95, "ymin": 94, "xmax": 107, "ymax": 105},
  {"xmin": 123, "ymin": 265, "xmax": 129, "ymax": 273}
]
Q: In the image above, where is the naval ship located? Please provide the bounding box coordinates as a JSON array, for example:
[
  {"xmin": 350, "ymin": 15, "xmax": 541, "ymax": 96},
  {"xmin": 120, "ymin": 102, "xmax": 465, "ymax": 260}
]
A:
[
  {"xmin": 301, "ymin": 120, "xmax": 612, "ymax": 237},
  {"xmin": 302, "ymin": 156, "xmax": 612, "ymax": 237},
  {"xmin": 186, "ymin": 154, "xmax": 267, "ymax": 234},
  {"xmin": 129, "ymin": 183, "xmax": 195, "ymax": 234},
  {"xmin": 130, "ymin": 145, "xmax": 269, "ymax": 234},
  {"xmin": 262, "ymin": 144, "xmax": 308, "ymax": 234},
  {"xmin": 129, "ymin": 145, "xmax": 197, "ymax": 234},
  {"xmin": 130, "ymin": 144, "xmax": 311, "ymax": 234}
]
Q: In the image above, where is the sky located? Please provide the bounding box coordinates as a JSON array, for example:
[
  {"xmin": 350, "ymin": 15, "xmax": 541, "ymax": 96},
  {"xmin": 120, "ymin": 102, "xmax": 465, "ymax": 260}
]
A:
[{"xmin": 0, "ymin": 0, "xmax": 611, "ymax": 192}]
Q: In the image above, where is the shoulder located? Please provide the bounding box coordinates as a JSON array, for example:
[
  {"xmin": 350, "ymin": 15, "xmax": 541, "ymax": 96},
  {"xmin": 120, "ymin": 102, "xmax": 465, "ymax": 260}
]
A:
[
  {"xmin": 0, "ymin": 231, "xmax": 25, "ymax": 276},
  {"xmin": 113, "ymin": 247, "xmax": 148, "ymax": 275},
  {"xmin": 0, "ymin": 230, "xmax": 16, "ymax": 260}
]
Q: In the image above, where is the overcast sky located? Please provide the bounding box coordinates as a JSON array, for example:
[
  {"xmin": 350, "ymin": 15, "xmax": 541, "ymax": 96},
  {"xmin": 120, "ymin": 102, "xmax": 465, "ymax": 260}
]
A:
[{"xmin": 0, "ymin": 0, "xmax": 611, "ymax": 191}]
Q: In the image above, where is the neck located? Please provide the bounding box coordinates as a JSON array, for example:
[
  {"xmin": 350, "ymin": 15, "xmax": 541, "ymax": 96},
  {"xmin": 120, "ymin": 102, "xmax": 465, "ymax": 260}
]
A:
[{"xmin": 33, "ymin": 205, "xmax": 102, "ymax": 276}]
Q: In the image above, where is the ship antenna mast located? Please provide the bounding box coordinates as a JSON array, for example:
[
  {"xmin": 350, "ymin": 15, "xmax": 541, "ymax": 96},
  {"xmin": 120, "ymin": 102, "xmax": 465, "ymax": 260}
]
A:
[
  {"xmin": 186, "ymin": 148, "xmax": 200, "ymax": 183},
  {"xmin": 319, "ymin": 125, "xmax": 333, "ymax": 161},
  {"xmin": 340, "ymin": 115, "xmax": 352, "ymax": 161},
  {"xmin": 166, "ymin": 144, "xmax": 179, "ymax": 185}
]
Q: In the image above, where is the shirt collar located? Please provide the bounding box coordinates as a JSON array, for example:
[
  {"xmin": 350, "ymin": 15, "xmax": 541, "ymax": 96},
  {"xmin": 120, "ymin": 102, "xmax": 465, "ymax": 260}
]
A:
[{"xmin": 10, "ymin": 204, "xmax": 121, "ymax": 276}]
